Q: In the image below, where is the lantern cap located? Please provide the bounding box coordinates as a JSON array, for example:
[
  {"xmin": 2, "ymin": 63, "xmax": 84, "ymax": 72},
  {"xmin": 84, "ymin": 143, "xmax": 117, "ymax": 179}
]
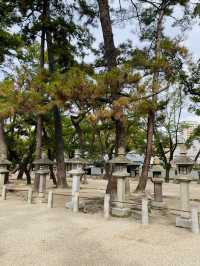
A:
[
  {"xmin": 109, "ymin": 147, "xmax": 130, "ymax": 165},
  {"xmin": 33, "ymin": 152, "xmax": 53, "ymax": 166},
  {"xmin": 68, "ymin": 149, "xmax": 88, "ymax": 165}
]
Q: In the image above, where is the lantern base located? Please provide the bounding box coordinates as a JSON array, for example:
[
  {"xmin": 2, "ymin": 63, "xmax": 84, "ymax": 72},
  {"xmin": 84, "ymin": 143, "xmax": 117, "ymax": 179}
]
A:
[
  {"xmin": 176, "ymin": 216, "xmax": 191, "ymax": 229},
  {"xmin": 111, "ymin": 207, "xmax": 130, "ymax": 217}
]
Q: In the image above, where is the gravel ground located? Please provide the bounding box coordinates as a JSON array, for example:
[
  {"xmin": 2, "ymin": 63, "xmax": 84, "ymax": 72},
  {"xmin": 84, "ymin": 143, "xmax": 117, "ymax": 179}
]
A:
[{"xmin": 1, "ymin": 178, "xmax": 200, "ymax": 266}]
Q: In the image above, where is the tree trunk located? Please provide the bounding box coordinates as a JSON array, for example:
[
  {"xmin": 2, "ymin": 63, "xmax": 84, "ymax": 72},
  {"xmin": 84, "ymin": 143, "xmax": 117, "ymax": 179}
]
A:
[
  {"xmin": 34, "ymin": 0, "xmax": 46, "ymax": 191},
  {"xmin": 46, "ymin": 26, "xmax": 67, "ymax": 188},
  {"xmin": 165, "ymin": 163, "xmax": 171, "ymax": 183},
  {"xmin": 97, "ymin": 0, "xmax": 117, "ymax": 70},
  {"xmin": 34, "ymin": 115, "xmax": 43, "ymax": 191},
  {"xmin": 53, "ymin": 106, "xmax": 66, "ymax": 187},
  {"xmin": 135, "ymin": 8, "xmax": 165, "ymax": 192},
  {"xmin": 136, "ymin": 110, "xmax": 155, "ymax": 192},
  {"xmin": 98, "ymin": 0, "xmax": 126, "ymax": 194}
]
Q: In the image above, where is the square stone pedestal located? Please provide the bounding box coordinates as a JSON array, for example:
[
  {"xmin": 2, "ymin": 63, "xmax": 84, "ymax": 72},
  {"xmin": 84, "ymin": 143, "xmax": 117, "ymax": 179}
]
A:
[{"xmin": 111, "ymin": 207, "xmax": 130, "ymax": 217}]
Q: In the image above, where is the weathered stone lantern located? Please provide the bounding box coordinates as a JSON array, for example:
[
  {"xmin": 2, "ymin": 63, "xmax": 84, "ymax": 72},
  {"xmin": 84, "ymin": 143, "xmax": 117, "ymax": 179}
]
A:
[
  {"xmin": 109, "ymin": 147, "xmax": 131, "ymax": 217},
  {"xmin": 151, "ymin": 157, "xmax": 165, "ymax": 207},
  {"xmin": 65, "ymin": 149, "xmax": 87, "ymax": 208},
  {"xmin": 0, "ymin": 154, "xmax": 11, "ymax": 187},
  {"xmin": 174, "ymin": 144, "xmax": 195, "ymax": 228},
  {"xmin": 33, "ymin": 152, "xmax": 53, "ymax": 202}
]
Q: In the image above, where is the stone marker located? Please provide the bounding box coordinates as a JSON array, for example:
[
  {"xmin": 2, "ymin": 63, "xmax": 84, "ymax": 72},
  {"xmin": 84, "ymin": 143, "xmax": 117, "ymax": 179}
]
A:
[
  {"xmin": 109, "ymin": 147, "xmax": 131, "ymax": 217},
  {"xmin": 33, "ymin": 152, "xmax": 53, "ymax": 202},
  {"xmin": 104, "ymin": 194, "xmax": 110, "ymax": 219},
  {"xmin": 174, "ymin": 144, "xmax": 194, "ymax": 229},
  {"xmin": 27, "ymin": 188, "xmax": 33, "ymax": 204},
  {"xmin": 2, "ymin": 185, "xmax": 6, "ymax": 200},
  {"xmin": 191, "ymin": 205, "xmax": 199, "ymax": 234},
  {"xmin": 47, "ymin": 191, "xmax": 53, "ymax": 208},
  {"xmin": 142, "ymin": 198, "xmax": 149, "ymax": 225}
]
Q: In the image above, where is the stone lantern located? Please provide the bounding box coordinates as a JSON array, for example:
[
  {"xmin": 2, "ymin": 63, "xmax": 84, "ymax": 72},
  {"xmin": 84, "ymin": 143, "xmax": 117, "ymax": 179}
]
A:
[
  {"xmin": 151, "ymin": 157, "xmax": 165, "ymax": 207},
  {"xmin": 0, "ymin": 154, "xmax": 11, "ymax": 187},
  {"xmin": 33, "ymin": 152, "xmax": 53, "ymax": 202},
  {"xmin": 109, "ymin": 147, "xmax": 131, "ymax": 217},
  {"xmin": 65, "ymin": 149, "xmax": 87, "ymax": 208},
  {"xmin": 174, "ymin": 144, "xmax": 195, "ymax": 228}
]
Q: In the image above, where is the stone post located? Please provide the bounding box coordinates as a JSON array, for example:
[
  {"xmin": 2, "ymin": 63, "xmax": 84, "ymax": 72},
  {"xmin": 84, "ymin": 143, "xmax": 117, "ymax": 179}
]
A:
[
  {"xmin": 2, "ymin": 185, "xmax": 6, "ymax": 200},
  {"xmin": 142, "ymin": 198, "xmax": 149, "ymax": 225},
  {"xmin": 47, "ymin": 191, "xmax": 53, "ymax": 208},
  {"xmin": 191, "ymin": 205, "xmax": 199, "ymax": 234},
  {"xmin": 27, "ymin": 188, "xmax": 33, "ymax": 204},
  {"xmin": 104, "ymin": 194, "xmax": 110, "ymax": 219}
]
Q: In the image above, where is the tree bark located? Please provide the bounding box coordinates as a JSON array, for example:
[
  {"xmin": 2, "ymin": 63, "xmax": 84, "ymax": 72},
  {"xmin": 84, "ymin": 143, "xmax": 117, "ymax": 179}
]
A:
[
  {"xmin": 136, "ymin": 7, "xmax": 165, "ymax": 192},
  {"xmin": 34, "ymin": 0, "xmax": 47, "ymax": 191},
  {"xmin": 136, "ymin": 110, "xmax": 155, "ymax": 191},
  {"xmin": 34, "ymin": 115, "xmax": 43, "ymax": 191},
  {"xmin": 97, "ymin": 0, "xmax": 126, "ymax": 193},
  {"xmin": 53, "ymin": 106, "xmax": 67, "ymax": 187}
]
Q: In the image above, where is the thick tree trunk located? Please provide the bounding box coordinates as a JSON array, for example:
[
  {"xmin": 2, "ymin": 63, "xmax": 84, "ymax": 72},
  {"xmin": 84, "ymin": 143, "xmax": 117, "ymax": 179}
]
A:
[
  {"xmin": 46, "ymin": 19, "xmax": 66, "ymax": 187},
  {"xmin": 136, "ymin": 111, "xmax": 155, "ymax": 192},
  {"xmin": 97, "ymin": 0, "xmax": 117, "ymax": 70},
  {"xmin": 53, "ymin": 106, "xmax": 66, "ymax": 187},
  {"xmin": 165, "ymin": 163, "xmax": 171, "ymax": 183},
  {"xmin": 98, "ymin": 0, "xmax": 127, "ymax": 194},
  {"xmin": 34, "ymin": 115, "xmax": 43, "ymax": 191}
]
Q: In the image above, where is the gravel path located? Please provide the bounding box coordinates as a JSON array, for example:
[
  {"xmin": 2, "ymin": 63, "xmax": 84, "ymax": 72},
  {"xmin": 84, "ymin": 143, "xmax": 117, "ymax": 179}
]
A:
[{"xmin": 1, "ymin": 179, "xmax": 200, "ymax": 266}]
